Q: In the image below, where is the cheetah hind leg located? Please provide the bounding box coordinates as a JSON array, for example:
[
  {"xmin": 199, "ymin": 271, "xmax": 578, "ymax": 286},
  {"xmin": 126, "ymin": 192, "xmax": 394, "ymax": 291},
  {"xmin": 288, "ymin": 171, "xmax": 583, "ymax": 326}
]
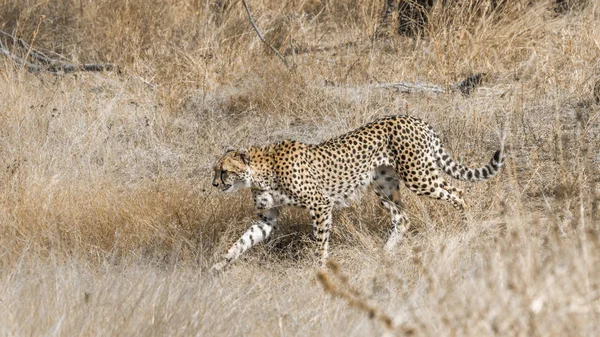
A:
[
  {"xmin": 403, "ymin": 167, "xmax": 467, "ymax": 223},
  {"xmin": 373, "ymin": 166, "xmax": 411, "ymax": 251}
]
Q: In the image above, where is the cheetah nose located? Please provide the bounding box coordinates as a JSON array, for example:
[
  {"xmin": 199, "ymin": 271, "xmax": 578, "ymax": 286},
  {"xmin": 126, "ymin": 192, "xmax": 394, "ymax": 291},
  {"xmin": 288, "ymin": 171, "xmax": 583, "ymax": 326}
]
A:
[{"xmin": 212, "ymin": 181, "xmax": 219, "ymax": 187}]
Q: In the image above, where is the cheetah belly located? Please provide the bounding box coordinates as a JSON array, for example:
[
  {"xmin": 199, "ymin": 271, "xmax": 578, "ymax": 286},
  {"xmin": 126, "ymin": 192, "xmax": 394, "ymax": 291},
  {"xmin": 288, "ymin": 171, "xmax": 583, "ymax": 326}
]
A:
[
  {"xmin": 328, "ymin": 171, "xmax": 375, "ymax": 208},
  {"xmin": 254, "ymin": 189, "xmax": 296, "ymax": 209}
]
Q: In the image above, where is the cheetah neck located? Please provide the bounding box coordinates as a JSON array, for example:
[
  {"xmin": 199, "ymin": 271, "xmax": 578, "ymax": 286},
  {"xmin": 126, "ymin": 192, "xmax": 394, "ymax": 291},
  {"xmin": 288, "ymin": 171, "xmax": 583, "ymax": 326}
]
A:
[{"xmin": 248, "ymin": 145, "xmax": 276, "ymax": 190}]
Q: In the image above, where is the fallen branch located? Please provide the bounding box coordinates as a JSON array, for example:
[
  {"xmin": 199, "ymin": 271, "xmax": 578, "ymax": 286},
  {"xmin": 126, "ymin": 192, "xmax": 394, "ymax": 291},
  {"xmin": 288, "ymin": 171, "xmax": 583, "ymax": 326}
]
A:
[
  {"xmin": 372, "ymin": 73, "xmax": 488, "ymax": 96},
  {"xmin": 0, "ymin": 29, "xmax": 116, "ymax": 74},
  {"xmin": 241, "ymin": 0, "xmax": 290, "ymax": 70},
  {"xmin": 372, "ymin": 81, "xmax": 445, "ymax": 94}
]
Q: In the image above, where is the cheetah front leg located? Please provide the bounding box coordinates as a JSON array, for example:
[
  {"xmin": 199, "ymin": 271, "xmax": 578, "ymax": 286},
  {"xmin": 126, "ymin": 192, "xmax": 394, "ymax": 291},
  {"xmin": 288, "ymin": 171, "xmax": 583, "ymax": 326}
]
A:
[
  {"xmin": 211, "ymin": 208, "xmax": 279, "ymax": 271},
  {"xmin": 309, "ymin": 203, "xmax": 333, "ymax": 267}
]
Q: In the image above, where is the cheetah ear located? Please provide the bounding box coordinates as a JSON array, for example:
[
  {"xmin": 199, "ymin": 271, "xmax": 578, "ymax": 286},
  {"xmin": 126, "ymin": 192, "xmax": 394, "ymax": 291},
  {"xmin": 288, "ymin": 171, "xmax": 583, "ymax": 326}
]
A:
[
  {"xmin": 223, "ymin": 145, "xmax": 235, "ymax": 153},
  {"xmin": 237, "ymin": 148, "xmax": 250, "ymax": 165}
]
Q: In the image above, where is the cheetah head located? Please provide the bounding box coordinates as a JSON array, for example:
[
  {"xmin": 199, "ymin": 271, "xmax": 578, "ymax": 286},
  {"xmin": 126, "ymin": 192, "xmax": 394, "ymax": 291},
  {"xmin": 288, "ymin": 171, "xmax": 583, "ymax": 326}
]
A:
[{"xmin": 212, "ymin": 148, "xmax": 252, "ymax": 193}]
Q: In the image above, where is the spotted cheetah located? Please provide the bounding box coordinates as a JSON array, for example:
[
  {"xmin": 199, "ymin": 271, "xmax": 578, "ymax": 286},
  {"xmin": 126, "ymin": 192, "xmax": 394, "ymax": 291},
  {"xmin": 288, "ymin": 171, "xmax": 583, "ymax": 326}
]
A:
[{"xmin": 211, "ymin": 115, "xmax": 505, "ymax": 270}]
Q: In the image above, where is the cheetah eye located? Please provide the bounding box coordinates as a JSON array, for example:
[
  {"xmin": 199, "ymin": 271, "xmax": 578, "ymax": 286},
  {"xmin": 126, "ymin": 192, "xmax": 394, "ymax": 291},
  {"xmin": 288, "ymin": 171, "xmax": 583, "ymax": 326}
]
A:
[{"xmin": 220, "ymin": 170, "xmax": 228, "ymax": 181}]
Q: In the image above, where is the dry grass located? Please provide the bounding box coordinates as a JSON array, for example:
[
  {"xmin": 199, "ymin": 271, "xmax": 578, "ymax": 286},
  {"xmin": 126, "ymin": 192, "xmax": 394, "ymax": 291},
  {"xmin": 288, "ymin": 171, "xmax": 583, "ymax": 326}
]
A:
[{"xmin": 0, "ymin": 0, "xmax": 599, "ymax": 335}]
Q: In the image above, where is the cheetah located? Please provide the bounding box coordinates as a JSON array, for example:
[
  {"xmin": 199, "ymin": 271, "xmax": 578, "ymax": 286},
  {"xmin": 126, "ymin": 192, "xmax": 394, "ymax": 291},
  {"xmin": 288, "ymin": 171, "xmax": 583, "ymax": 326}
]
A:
[{"xmin": 211, "ymin": 115, "xmax": 505, "ymax": 270}]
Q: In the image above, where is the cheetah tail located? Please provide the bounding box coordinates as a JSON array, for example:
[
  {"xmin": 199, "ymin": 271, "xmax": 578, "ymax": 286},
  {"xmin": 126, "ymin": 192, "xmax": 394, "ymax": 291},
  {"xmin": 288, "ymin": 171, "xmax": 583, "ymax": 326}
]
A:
[{"xmin": 435, "ymin": 147, "xmax": 506, "ymax": 182}]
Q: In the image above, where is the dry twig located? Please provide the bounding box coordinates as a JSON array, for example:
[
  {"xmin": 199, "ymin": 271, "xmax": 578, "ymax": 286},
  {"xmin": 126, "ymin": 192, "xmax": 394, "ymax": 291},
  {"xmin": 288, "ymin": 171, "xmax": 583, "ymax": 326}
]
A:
[
  {"xmin": 0, "ymin": 29, "xmax": 116, "ymax": 74},
  {"xmin": 317, "ymin": 260, "xmax": 415, "ymax": 335},
  {"xmin": 373, "ymin": 0, "xmax": 397, "ymax": 39},
  {"xmin": 241, "ymin": 0, "xmax": 290, "ymax": 70}
]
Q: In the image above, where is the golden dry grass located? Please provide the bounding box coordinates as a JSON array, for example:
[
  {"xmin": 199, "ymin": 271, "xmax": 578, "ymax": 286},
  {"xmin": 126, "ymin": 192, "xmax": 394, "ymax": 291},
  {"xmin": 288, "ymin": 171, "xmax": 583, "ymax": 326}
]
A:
[{"xmin": 0, "ymin": 0, "xmax": 599, "ymax": 335}]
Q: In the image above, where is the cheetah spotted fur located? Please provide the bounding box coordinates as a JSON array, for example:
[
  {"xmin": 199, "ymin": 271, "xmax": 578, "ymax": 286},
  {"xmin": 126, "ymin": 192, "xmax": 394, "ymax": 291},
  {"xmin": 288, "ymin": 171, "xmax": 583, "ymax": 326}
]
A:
[{"xmin": 211, "ymin": 115, "xmax": 505, "ymax": 270}]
